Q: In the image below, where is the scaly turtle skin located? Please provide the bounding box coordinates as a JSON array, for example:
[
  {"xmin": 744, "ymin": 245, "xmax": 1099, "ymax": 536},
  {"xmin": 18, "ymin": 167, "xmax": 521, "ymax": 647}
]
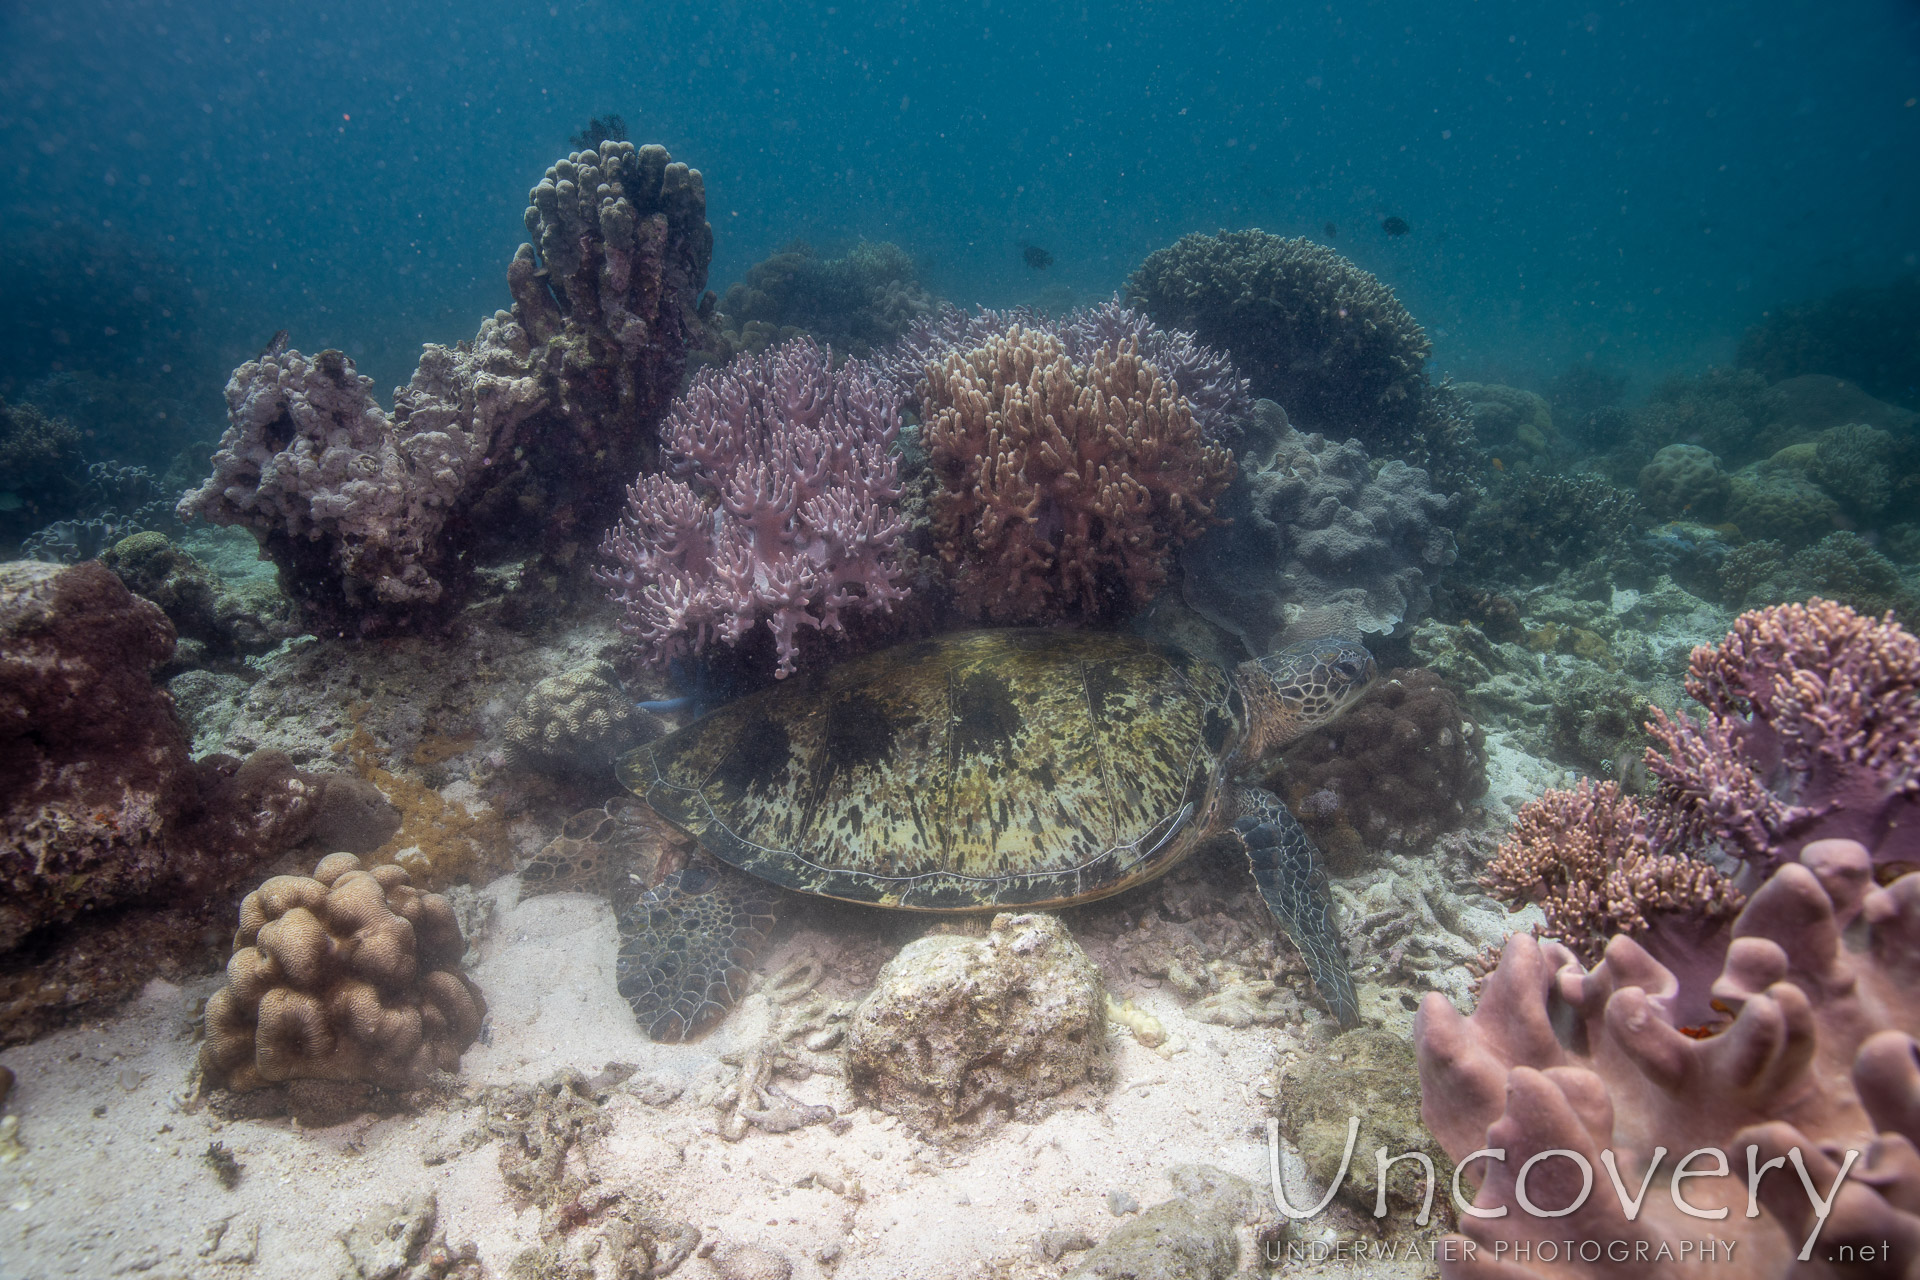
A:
[{"xmin": 523, "ymin": 628, "xmax": 1375, "ymax": 1040}]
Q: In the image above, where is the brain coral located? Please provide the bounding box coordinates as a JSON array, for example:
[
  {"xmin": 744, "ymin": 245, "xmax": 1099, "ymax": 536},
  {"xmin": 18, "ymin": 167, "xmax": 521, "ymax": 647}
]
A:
[{"xmin": 201, "ymin": 853, "xmax": 486, "ymax": 1093}]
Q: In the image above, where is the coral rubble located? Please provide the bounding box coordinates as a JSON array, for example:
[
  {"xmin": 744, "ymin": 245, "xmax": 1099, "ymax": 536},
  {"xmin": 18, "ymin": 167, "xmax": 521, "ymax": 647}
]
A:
[
  {"xmin": 596, "ymin": 338, "xmax": 909, "ymax": 678},
  {"xmin": 200, "ymin": 852, "xmax": 486, "ymax": 1093},
  {"xmin": 923, "ymin": 326, "xmax": 1232, "ymax": 625}
]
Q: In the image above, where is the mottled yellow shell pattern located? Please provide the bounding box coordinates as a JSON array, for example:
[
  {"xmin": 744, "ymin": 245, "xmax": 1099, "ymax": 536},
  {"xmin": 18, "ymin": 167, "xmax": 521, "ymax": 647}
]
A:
[{"xmin": 617, "ymin": 629, "xmax": 1240, "ymax": 910}]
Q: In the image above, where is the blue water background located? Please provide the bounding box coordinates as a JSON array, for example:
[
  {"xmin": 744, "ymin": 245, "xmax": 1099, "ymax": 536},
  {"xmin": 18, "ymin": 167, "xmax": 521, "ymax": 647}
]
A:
[{"xmin": 3, "ymin": 0, "xmax": 1917, "ymax": 431}]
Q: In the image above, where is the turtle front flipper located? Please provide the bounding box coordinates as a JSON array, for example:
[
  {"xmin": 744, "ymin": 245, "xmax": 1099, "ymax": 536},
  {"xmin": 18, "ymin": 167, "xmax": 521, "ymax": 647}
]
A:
[
  {"xmin": 614, "ymin": 852, "xmax": 781, "ymax": 1042},
  {"xmin": 1231, "ymin": 785, "xmax": 1359, "ymax": 1028}
]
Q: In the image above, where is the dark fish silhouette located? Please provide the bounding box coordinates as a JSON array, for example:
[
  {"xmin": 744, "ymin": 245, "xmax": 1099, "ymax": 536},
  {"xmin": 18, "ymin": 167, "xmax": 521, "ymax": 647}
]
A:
[
  {"xmin": 1021, "ymin": 243, "xmax": 1054, "ymax": 271},
  {"xmin": 1381, "ymin": 216, "xmax": 1411, "ymax": 237},
  {"xmin": 1324, "ymin": 222, "xmax": 1338, "ymax": 238},
  {"xmin": 260, "ymin": 329, "xmax": 289, "ymax": 358}
]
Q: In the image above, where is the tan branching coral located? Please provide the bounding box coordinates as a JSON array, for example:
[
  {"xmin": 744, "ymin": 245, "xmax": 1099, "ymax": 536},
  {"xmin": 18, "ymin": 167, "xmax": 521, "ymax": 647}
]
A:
[
  {"xmin": 201, "ymin": 853, "xmax": 486, "ymax": 1093},
  {"xmin": 924, "ymin": 328, "xmax": 1233, "ymax": 624},
  {"xmin": 1482, "ymin": 778, "xmax": 1745, "ymax": 983}
]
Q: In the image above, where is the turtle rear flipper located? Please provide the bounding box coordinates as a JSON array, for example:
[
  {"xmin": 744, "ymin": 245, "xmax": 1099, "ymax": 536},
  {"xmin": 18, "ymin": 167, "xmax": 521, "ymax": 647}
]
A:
[
  {"xmin": 1232, "ymin": 785, "xmax": 1359, "ymax": 1028},
  {"xmin": 614, "ymin": 853, "xmax": 780, "ymax": 1042}
]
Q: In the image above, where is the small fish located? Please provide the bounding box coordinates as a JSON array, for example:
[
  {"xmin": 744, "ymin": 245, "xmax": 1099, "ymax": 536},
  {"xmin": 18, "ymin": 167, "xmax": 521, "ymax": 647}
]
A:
[
  {"xmin": 1324, "ymin": 222, "xmax": 1338, "ymax": 238},
  {"xmin": 1021, "ymin": 243, "xmax": 1054, "ymax": 271},
  {"xmin": 1491, "ymin": 457, "xmax": 1504, "ymax": 471},
  {"xmin": 1381, "ymin": 216, "xmax": 1411, "ymax": 237},
  {"xmin": 259, "ymin": 329, "xmax": 290, "ymax": 358}
]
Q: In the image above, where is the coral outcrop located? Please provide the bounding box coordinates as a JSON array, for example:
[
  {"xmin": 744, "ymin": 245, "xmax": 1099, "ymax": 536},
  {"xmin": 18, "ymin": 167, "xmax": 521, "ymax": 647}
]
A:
[
  {"xmin": 1739, "ymin": 274, "xmax": 1920, "ymax": 411},
  {"xmin": 200, "ymin": 852, "xmax": 486, "ymax": 1093},
  {"xmin": 1182, "ymin": 400, "xmax": 1457, "ymax": 651},
  {"xmin": 1719, "ymin": 532, "xmax": 1920, "ymax": 624},
  {"xmin": 595, "ymin": 338, "xmax": 909, "ymax": 679},
  {"xmin": 0, "ymin": 560, "xmax": 343, "ymax": 1042},
  {"xmin": 0, "ymin": 398, "xmax": 86, "ymax": 546},
  {"xmin": 1454, "ymin": 472, "xmax": 1644, "ymax": 589},
  {"xmin": 181, "ymin": 141, "xmax": 712, "ymax": 632},
  {"xmin": 179, "ymin": 338, "xmax": 544, "ymax": 631},
  {"xmin": 1270, "ymin": 667, "xmax": 1487, "ymax": 866},
  {"xmin": 102, "ymin": 530, "xmax": 292, "ymax": 659},
  {"xmin": 1724, "ymin": 447, "xmax": 1844, "ymax": 546},
  {"xmin": 1278, "ymin": 1028, "xmax": 1452, "ymax": 1217},
  {"xmin": 1636, "ymin": 443, "xmax": 1730, "ymax": 521},
  {"xmin": 1417, "ymin": 838, "xmax": 1920, "ymax": 1277},
  {"xmin": 924, "ymin": 327, "xmax": 1233, "ymax": 625},
  {"xmin": 1126, "ymin": 230, "xmax": 1467, "ymax": 474},
  {"xmin": 1454, "ymin": 382, "xmax": 1556, "ymax": 467},
  {"xmin": 0, "ymin": 561, "xmax": 320, "ymax": 954},
  {"xmin": 847, "ymin": 913, "xmax": 1109, "ymax": 1136}
]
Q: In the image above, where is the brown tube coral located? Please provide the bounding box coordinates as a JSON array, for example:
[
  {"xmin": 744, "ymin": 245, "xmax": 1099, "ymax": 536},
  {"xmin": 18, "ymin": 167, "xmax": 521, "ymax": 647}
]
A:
[
  {"xmin": 201, "ymin": 853, "xmax": 485, "ymax": 1093},
  {"xmin": 923, "ymin": 328, "xmax": 1233, "ymax": 624}
]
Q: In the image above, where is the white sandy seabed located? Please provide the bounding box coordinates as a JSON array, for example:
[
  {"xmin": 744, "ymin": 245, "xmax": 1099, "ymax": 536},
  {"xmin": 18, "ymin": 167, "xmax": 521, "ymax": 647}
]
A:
[{"xmin": 0, "ymin": 843, "xmax": 1537, "ymax": 1280}]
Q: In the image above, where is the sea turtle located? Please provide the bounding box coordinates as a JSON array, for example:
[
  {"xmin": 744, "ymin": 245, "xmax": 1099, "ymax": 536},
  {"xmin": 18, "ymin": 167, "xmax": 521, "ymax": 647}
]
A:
[{"xmin": 521, "ymin": 628, "xmax": 1376, "ymax": 1040}]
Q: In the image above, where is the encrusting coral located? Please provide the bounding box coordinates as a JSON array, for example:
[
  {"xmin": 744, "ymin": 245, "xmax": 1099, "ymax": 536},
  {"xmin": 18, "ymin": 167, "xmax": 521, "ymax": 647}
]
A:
[
  {"xmin": 200, "ymin": 852, "xmax": 486, "ymax": 1093},
  {"xmin": 1181, "ymin": 399, "xmax": 1458, "ymax": 651},
  {"xmin": 923, "ymin": 326, "xmax": 1233, "ymax": 625},
  {"xmin": 595, "ymin": 337, "xmax": 909, "ymax": 679},
  {"xmin": 181, "ymin": 140, "xmax": 712, "ymax": 632}
]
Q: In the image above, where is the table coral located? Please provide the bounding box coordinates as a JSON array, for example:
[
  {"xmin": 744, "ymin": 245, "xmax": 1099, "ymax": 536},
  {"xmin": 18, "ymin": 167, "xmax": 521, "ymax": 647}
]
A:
[
  {"xmin": 596, "ymin": 337, "xmax": 909, "ymax": 678},
  {"xmin": 923, "ymin": 326, "xmax": 1233, "ymax": 625},
  {"xmin": 200, "ymin": 852, "xmax": 486, "ymax": 1093}
]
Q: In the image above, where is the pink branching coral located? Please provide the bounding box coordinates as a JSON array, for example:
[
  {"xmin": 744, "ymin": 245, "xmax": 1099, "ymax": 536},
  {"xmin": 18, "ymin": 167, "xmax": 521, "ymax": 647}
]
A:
[
  {"xmin": 595, "ymin": 339, "xmax": 909, "ymax": 678},
  {"xmin": 1417, "ymin": 840, "xmax": 1920, "ymax": 1277},
  {"xmin": 1482, "ymin": 779, "xmax": 1744, "ymax": 1021},
  {"xmin": 1647, "ymin": 597, "xmax": 1920, "ymax": 872},
  {"xmin": 1483, "ymin": 779, "xmax": 1744, "ymax": 968},
  {"xmin": 923, "ymin": 327, "xmax": 1234, "ymax": 626}
]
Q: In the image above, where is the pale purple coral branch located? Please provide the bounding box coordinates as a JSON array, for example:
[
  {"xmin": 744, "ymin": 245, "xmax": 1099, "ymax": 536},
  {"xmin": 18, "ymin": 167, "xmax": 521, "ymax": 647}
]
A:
[{"xmin": 595, "ymin": 339, "xmax": 909, "ymax": 677}]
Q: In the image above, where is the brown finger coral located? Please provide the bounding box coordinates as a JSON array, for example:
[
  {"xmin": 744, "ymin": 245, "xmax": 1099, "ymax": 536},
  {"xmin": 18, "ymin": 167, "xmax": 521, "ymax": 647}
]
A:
[
  {"xmin": 924, "ymin": 327, "xmax": 1233, "ymax": 624},
  {"xmin": 201, "ymin": 853, "xmax": 486, "ymax": 1093}
]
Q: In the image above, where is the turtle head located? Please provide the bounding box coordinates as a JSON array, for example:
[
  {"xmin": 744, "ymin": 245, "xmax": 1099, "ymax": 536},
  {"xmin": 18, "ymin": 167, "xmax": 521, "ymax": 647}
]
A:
[{"xmin": 1228, "ymin": 635, "xmax": 1377, "ymax": 772}]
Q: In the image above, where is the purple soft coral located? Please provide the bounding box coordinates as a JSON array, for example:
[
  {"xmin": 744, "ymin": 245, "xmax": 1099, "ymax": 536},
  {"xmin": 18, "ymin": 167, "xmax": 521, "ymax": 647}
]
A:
[
  {"xmin": 1647, "ymin": 597, "xmax": 1920, "ymax": 872},
  {"xmin": 595, "ymin": 339, "xmax": 910, "ymax": 678}
]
